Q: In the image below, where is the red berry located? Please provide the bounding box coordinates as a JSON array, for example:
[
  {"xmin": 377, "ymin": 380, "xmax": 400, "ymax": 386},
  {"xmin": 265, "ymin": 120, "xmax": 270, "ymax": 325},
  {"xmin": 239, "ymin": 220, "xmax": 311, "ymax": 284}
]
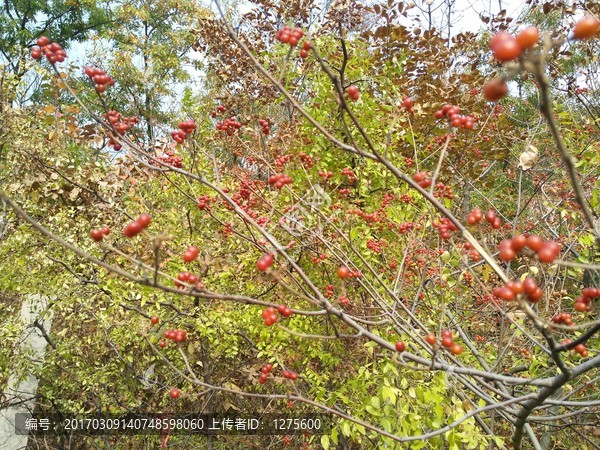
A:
[
  {"xmin": 516, "ymin": 27, "xmax": 539, "ymax": 49},
  {"xmin": 150, "ymin": 316, "xmax": 159, "ymax": 325},
  {"xmin": 490, "ymin": 32, "xmax": 522, "ymax": 61},
  {"xmin": 526, "ymin": 235, "xmax": 544, "ymax": 252},
  {"xmin": 37, "ymin": 36, "xmax": 50, "ymax": 47},
  {"xmin": 347, "ymin": 85, "xmax": 360, "ymax": 101},
  {"xmin": 485, "ymin": 209, "xmax": 496, "ymax": 223},
  {"xmin": 450, "ymin": 344, "xmax": 463, "ymax": 355},
  {"xmin": 257, "ymin": 254, "xmax": 274, "ymax": 272},
  {"xmin": 136, "ymin": 213, "xmax": 151, "ymax": 229},
  {"xmin": 574, "ymin": 302, "xmax": 587, "ymax": 312},
  {"xmin": 395, "ymin": 341, "xmax": 406, "ymax": 352},
  {"xmin": 573, "ymin": 16, "xmax": 600, "ymax": 40},
  {"xmin": 506, "ymin": 280, "xmax": 524, "ymax": 295},
  {"xmin": 261, "ymin": 364, "xmax": 273, "ymax": 374},
  {"xmin": 261, "ymin": 307, "xmax": 276, "ymax": 320},
  {"xmin": 499, "ymin": 247, "xmax": 516, "ymax": 261},
  {"xmin": 101, "ymin": 226, "xmax": 111, "ymax": 236},
  {"xmin": 425, "ymin": 334, "xmax": 437, "ymax": 345},
  {"xmin": 483, "ymin": 78, "xmax": 509, "ymax": 102},
  {"xmin": 528, "ymin": 287, "xmax": 543, "ymax": 303},
  {"xmin": 123, "ymin": 221, "xmax": 143, "ymax": 237},
  {"xmin": 183, "ymin": 246, "xmax": 199, "ymax": 263},
  {"xmin": 537, "ymin": 245, "xmax": 557, "ymax": 263},
  {"xmin": 90, "ymin": 229, "xmax": 104, "ymax": 241},
  {"xmin": 495, "ymin": 287, "xmax": 515, "ymax": 301},
  {"xmin": 523, "ymin": 277, "xmax": 538, "ymax": 295},
  {"xmin": 441, "ymin": 336, "xmax": 454, "ymax": 348},
  {"xmin": 177, "ymin": 272, "xmax": 191, "ymax": 282},
  {"xmin": 158, "ymin": 340, "xmax": 167, "ymax": 348},
  {"xmin": 511, "ymin": 234, "xmax": 527, "ymax": 252},
  {"xmin": 573, "ymin": 344, "xmax": 586, "ymax": 355},
  {"xmin": 337, "ymin": 266, "xmax": 350, "ymax": 278},
  {"xmin": 264, "ymin": 314, "xmax": 278, "ymax": 326},
  {"xmin": 169, "ymin": 388, "xmax": 180, "ymax": 399},
  {"xmin": 259, "ymin": 373, "xmax": 268, "ymax": 384},
  {"xmin": 175, "ymin": 330, "xmax": 187, "ymax": 342}
]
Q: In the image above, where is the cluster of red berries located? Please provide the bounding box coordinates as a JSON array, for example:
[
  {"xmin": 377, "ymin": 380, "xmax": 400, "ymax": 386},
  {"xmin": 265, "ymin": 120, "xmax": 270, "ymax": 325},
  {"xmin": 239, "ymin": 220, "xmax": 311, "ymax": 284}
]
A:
[
  {"xmin": 171, "ymin": 120, "xmax": 196, "ymax": 144},
  {"xmin": 497, "ymin": 234, "xmax": 560, "ymax": 263},
  {"xmin": 90, "ymin": 226, "xmax": 111, "ymax": 242},
  {"xmin": 346, "ymin": 85, "xmax": 360, "ymax": 101},
  {"xmin": 311, "ymin": 253, "xmax": 328, "ymax": 265},
  {"xmin": 440, "ymin": 330, "xmax": 463, "ymax": 355},
  {"xmin": 84, "ymin": 66, "xmax": 115, "ymax": 93},
  {"xmin": 182, "ymin": 245, "xmax": 199, "ymax": 263},
  {"xmin": 492, "ymin": 276, "xmax": 542, "ymax": 302},
  {"xmin": 552, "ymin": 313, "xmax": 574, "ymax": 326},
  {"xmin": 433, "ymin": 182, "xmax": 454, "ymax": 199},
  {"xmin": 324, "ymin": 284, "xmax": 335, "ymax": 298},
  {"xmin": 157, "ymin": 149, "xmax": 183, "ymax": 168},
  {"xmin": 341, "ymin": 167, "xmax": 356, "ymax": 183},
  {"xmin": 210, "ymin": 105, "xmax": 227, "ymax": 118},
  {"xmin": 483, "ymin": 19, "xmax": 599, "ymax": 102},
  {"xmin": 433, "ymin": 217, "xmax": 458, "ymax": 240},
  {"xmin": 412, "ymin": 171, "xmax": 432, "ymax": 188},
  {"xmin": 424, "ymin": 332, "xmax": 463, "ymax": 355},
  {"xmin": 528, "ymin": 235, "xmax": 561, "ymax": 263},
  {"xmin": 336, "ymin": 266, "xmax": 361, "ymax": 279},
  {"xmin": 268, "ymin": 173, "xmax": 293, "ymax": 189},
  {"xmin": 30, "ymin": 36, "xmax": 67, "ymax": 64},
  {"xmin": 574, "ymin": 287, "xmax": 599, "ymax": 312},
  {"xmin": 282, "ymin": 369, "xmax": 299, "ymax": 380},
  {"xmin": 366, "ymin": 239, "xmax": 384, "ymax": 254},
  {"xmin": 261, "ymin": 304, "xmax": 292, "ymax": 326},
  {"xmin": 174, "ymin": 271, "xmax": 200, "ymax": 288},
  {"xmin": 489, "ymin": 27, "xmax": 539, "ymax": 63},
  {"xmin": 123, "ymin": 213, "xmax": 151, "ymax": 238},
  {"xmin": 397, "ymin": 221, "xmax": 415, "ymax": 234},
  {"xmin": 433, "ymin": 104, "xmax": 476, "ymax": 130},
  {"xmin": 466, "ymin": 208, "xmax": 503, "ymax": 230},
  {"xmin": 105, "ymin": 110, "xmax": 138, "ymax": 151},
  {"xmin": 275, "ymin": 154, "xmax": 293, "ymax": 169},
  {"xmin": 162, "ymin": 328, "xmax": 187, "ymax": 342},
  {"xmin": 298, "ymin": 153, "xmax": 313, "ymax": 168},
  {"xmin": 399, "ymin": 96, "xmax": 413, "ymax": 113},
  {"xmin": 318, "ymin": 170, "xmax": 333, "ymax": 180},
  {"xmin": 258, "ymin": 363, "xmax": 273, "ymax": 384},
  {"xmin": 257, "ymin": 253, "xmax": 274, "ymax": 272},
  {"xmin": 275, "ymin": 26, "xmax": 311, "ymax": 58},
  {"xmin": 258, "ymin": 119, "xmax": 270, "ymax": 135},
  {"xmin": 196, "ymin": 195, "xmax": 213, "ymax": 211},
  {"xmin": 462, "ymin": 242, "xmax": 481, "ymax": 262},
  {"xmin": 216, "ymin": 116, "xmax": 242, "ymax": 134},
  {"xmin": 561, "ymin": 339, "xmax": 589, "ymax": 358}
]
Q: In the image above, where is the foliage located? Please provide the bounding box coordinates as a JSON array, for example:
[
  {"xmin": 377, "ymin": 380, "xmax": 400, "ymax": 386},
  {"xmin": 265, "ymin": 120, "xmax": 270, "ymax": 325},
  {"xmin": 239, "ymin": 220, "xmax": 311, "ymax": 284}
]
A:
[{"xmin": 1, "ymin": 0, "xmax": 599, "ymax": 449}]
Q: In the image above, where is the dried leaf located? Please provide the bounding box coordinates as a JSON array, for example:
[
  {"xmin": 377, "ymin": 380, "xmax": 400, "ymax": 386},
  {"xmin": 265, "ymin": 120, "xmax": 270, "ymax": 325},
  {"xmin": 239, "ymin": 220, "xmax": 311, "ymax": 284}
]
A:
[{"xmin": 518, "ymin": 145, "xmax": 538, "ymax": 170}]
